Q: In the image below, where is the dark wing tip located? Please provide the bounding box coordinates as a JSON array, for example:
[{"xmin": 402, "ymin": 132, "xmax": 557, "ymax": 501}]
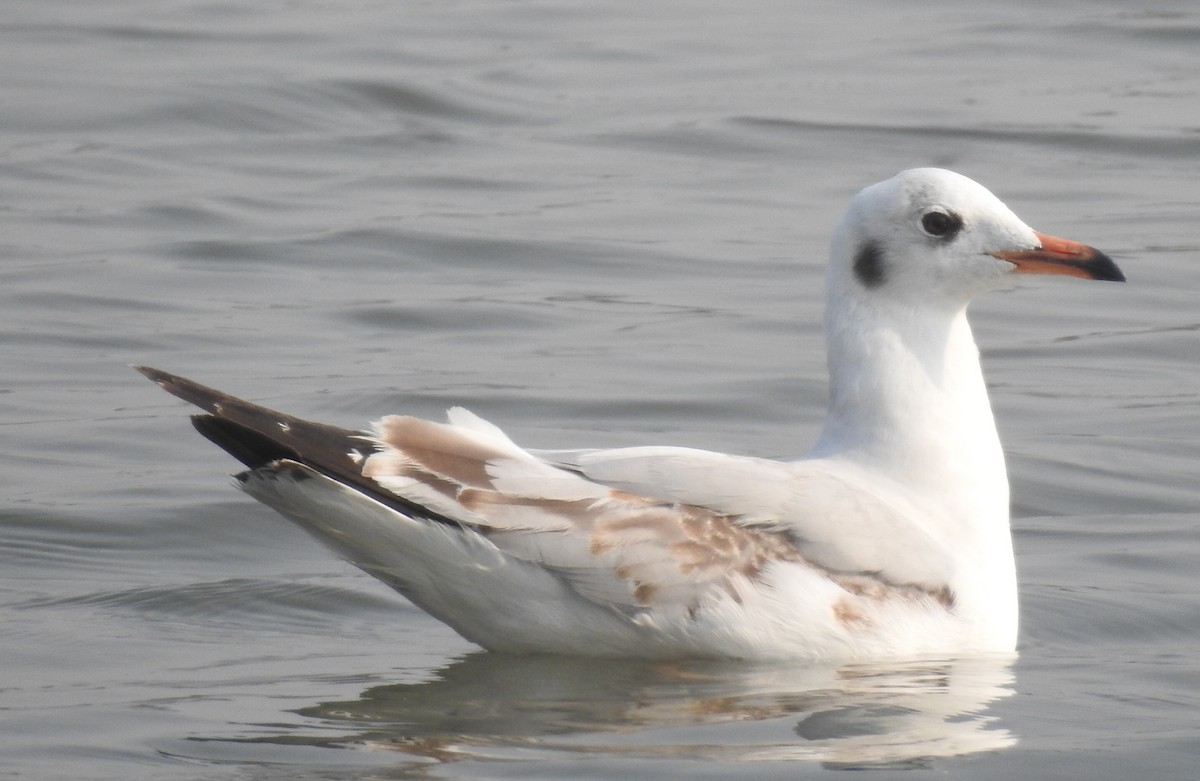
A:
[
  {"xmin": 134, "ymin": 365, "xmax": 226, "ymax": 413},
  {"xmin": 133, "ymin": 364, "xmax": 183, "ymax": 386},
  {"xmin": 137, "ymin": 366, "xmax": 477, "ymax": 530},
  {"xmin": 133, "ymin": 364, "xmax": 170, "ymax": 392},
  {"xmin": 190, "ymin": 413, "xmax": 301, "ymax": 469},
  {"xmin": 132, "ymin": 364, "xmax": 162, "ymax": 379}
]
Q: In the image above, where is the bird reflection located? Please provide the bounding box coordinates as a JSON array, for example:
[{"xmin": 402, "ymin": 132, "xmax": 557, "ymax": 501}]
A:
[{"xmin": 286, "ymin": 653, "xmax": 1016, "ymax": 769}]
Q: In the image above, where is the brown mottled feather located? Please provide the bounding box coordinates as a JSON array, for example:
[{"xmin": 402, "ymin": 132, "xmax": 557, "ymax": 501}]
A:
[
  {"xmin": 373, "ymin": 416, "xmax": 503, "ymax": 489},
  {"xmin": 365, "ymin": 412, "xmax": 956, "ymax": 615}
]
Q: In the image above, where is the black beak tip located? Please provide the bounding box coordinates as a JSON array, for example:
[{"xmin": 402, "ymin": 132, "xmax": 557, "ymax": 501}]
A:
[{"xmin": 1088, "ymin": 249, "xmax": 1126, "ymax": 283}]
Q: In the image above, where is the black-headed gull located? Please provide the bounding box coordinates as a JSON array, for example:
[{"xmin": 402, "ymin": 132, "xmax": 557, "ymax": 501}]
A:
[{"xmin": 138, "ymin": 168, "xmax": 1124, "ymax": 660}]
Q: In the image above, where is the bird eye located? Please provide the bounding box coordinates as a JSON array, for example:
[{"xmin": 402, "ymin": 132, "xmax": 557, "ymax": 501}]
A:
[{"xmin": 921, "ymin": 210, "xmax": 962, "ymax": 239}]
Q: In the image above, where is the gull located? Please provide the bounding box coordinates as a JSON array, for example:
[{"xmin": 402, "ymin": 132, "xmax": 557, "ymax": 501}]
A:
[{"xmin": 137, "ymin": 168, "xmax": 1124, "ymax": 660}]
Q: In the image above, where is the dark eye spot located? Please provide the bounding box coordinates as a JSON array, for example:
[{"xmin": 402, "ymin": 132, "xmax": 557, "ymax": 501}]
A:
[
  {"xmin": 921, "ymin": 210, "xmax": 962, "ymax": 239},
  {"xmin": 853, "ymin": 241, "xmax": 885, "ymax": 288}
]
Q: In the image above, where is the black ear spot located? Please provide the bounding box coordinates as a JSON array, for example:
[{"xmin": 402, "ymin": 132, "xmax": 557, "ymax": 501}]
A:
[
  {"xmin": 853, "ymin": 241, "xmax": 885, "ymax": 288},
  {"xmin": 921, "ymin": 209, "xmax": 963, "ymax": 240}
]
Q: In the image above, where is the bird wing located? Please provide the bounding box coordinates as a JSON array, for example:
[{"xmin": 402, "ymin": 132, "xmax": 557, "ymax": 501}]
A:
[
  {"xmin": 136, "ymin": 366, "xmax": 955, "ymax": 618},
  {"xmin": 550, "ymin": 446, "xmax": 956, "ymax": 591},
  {"xmin": 365, "ymin": 408, "xmax": 957, "ymax": 614}
]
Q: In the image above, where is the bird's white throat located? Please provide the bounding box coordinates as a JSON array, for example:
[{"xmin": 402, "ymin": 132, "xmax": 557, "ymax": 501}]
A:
[{"xmin": 817, "ymin": 300, "xmax": 1006, "ymax": 499}]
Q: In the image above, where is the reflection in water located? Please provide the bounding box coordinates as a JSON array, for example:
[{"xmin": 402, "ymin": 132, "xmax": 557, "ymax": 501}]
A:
[{"xmin": 270, "ymin": 653, "xmax": 1016, "ymax": 769}]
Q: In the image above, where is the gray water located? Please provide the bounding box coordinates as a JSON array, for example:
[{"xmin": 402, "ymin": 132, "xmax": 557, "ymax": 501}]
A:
[{"xmin": 3, "ymin": 1, "xmax": 1199, "ymax": 778}]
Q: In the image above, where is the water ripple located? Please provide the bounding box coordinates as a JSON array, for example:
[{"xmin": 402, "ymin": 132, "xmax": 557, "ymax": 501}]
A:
[{"xmin": 19, "ymin": 577, "xmax": 403, "ymax": 629}]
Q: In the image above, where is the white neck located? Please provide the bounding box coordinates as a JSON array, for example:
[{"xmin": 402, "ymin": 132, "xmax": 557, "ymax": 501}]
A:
[
  {"xmin": 814, "ymin": 298, "xmax": 1005, "ymax": 491},
  {"xmin": 811, "ymin": 292, "xmax": 1016, "ymax": 646}
]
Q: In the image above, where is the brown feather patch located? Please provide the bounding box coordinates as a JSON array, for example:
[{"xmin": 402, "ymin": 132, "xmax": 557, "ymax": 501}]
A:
[
  {"xmin": 589, "ymin": 496, "xmax": 808, "ymax": 607},
  {"xmin": 833, "ymin": 599, "xmax": 865, "ymax": 626},
  {"xmin": 373, "ymin": 415, "xmax": 504, "ymax": 488}
]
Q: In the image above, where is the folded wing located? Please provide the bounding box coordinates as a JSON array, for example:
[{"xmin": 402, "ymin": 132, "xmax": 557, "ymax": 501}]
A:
[
  {"xmin": 137, "ymin": 366, "xmax": 956, "ymax": 631},
  {"xmin": 365, "ymin": 409, "xmax": 957, "ymax": 614}
]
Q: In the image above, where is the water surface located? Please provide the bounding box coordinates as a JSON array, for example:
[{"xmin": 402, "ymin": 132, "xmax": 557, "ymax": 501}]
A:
[{"xmin": 2, "ymin": 1, "xmax": 1198, "ymax": 778}]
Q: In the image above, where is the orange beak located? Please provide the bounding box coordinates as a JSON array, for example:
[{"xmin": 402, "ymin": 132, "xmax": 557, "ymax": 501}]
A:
[{"xmin": 992, "ymin": 231, "xmax": 1125, "ymax": 282}]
